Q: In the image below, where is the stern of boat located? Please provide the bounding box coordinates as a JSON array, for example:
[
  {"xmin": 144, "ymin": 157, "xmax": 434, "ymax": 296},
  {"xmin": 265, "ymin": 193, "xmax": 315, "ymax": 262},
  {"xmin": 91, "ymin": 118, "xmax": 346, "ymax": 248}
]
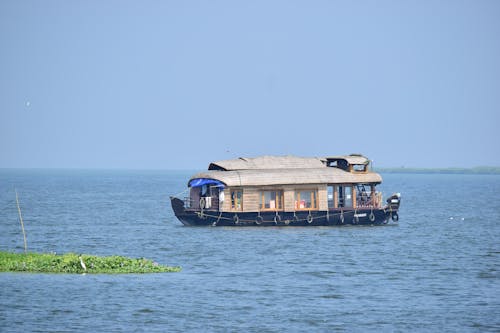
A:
[{"xmin": 385, "ymin": 193, "xmax": 401, "ymax": 222}]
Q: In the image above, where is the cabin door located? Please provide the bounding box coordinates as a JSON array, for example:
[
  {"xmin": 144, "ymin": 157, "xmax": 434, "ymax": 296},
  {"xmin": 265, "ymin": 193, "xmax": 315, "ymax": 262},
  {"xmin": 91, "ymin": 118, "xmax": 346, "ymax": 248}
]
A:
[
  {"xmin": 205, "ymin": 186, "xmax": 223, "ymax": 210},
  {"xmin": 210, "ymin": 186, "xmax": 222, "ymax": 211},
  {"xmin": 337, "ymin": 185, "xmax": 353, "ymax": 208}
]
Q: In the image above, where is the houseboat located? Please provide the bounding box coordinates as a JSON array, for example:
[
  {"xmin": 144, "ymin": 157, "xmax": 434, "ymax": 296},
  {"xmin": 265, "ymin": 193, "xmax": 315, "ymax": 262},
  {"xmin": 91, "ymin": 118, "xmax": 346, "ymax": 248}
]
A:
[{"xmin": 170, "ymin": 154, "xmax": 401, "ymax": 226}]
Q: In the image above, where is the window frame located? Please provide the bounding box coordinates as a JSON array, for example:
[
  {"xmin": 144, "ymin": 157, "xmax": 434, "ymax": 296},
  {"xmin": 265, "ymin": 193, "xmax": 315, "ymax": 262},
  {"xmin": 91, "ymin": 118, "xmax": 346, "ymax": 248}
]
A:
[
  {"xmin": 259, "ymin": 189, "xmax": 284, "ymax": 211},
  {"xmin": 230, "ymin": 189, "xmax": 243, "ymax": 211},
  {"xmin": 294, "ymin": 189, "xmax": 318, "ymax": 210}
]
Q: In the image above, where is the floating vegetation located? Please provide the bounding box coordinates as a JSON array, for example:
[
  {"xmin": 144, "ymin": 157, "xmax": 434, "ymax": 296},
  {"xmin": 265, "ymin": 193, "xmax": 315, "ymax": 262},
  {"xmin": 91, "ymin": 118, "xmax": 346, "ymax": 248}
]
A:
[{"xmin": 0, "ymin": 251, "xmax": 181, "ymax": 274}]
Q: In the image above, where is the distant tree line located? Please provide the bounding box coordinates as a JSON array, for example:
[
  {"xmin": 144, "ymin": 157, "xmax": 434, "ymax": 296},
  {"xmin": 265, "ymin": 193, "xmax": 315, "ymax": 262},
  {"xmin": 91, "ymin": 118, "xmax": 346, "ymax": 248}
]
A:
[{"xmin": 374, "ymin": 166, "xmax": 500, "ymax": 175}]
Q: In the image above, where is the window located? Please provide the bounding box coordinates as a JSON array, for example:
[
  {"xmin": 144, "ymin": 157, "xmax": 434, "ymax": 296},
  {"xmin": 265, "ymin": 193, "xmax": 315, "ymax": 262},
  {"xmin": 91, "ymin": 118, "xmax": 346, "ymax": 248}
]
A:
[
  {"xmin": 327, "ymin": 186, "xmax": 334, "ymax": 208},
  {"xmin": 344, "ymin": 186, "xmax": 353, "ymax": 207},
  {"xmin": 260, "ymin": 190, "xmax": 283, "ymax": 210},
  {"xmin": 295, "ymin": 190, "xmax": 318, "ymax": 210},
  {"xmin": 353, "ymin": 164, "xmax": 367, "ymax": 172},
  {"xmin": 230, "ymin": 189, "xmax": 243, "ymax": 211}
]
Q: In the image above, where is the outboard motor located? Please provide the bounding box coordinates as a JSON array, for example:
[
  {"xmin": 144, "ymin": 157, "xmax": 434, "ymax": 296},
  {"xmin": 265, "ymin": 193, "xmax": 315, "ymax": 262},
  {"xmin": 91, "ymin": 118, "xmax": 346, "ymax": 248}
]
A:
[{"xmin": 386, "ymin": 193, "xmax": 401, "ymax": 222}]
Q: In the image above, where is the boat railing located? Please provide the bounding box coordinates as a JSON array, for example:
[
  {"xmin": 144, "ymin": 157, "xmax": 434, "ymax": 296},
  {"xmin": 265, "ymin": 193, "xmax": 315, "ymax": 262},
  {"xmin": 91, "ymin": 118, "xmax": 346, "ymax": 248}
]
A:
[
  {"xmin": 184, "ymin": 196, "xmax": 220, "ymax": 211},
  {"xmin": 183, "ymin": 197, "xmax": 194, "ymax": 209},
  {"xmin": 356, "ymin": 192, "xmax": 383, "ymax": 209}
]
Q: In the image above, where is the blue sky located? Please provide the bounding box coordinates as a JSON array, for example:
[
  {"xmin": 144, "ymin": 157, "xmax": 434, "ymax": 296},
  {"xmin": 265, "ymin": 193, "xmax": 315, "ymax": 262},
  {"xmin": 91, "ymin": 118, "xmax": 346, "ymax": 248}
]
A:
[{"xmin": 1, "ymin": 0, "xmax": 499, "ymax": 169}]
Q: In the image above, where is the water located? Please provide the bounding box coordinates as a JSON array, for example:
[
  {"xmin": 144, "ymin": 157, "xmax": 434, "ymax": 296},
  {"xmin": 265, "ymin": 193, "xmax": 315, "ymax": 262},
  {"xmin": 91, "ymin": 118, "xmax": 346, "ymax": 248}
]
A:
[{"xmin": 1, "ymin": 170, "xmax": 499, "ymax": 332}]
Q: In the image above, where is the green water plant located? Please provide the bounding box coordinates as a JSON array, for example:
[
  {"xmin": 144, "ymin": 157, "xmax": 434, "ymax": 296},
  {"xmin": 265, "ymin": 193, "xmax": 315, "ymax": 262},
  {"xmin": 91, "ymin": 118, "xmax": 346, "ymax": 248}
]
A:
[{"xmin": 0, "ymin": 251, "xmax": 181, "ymax": 274}]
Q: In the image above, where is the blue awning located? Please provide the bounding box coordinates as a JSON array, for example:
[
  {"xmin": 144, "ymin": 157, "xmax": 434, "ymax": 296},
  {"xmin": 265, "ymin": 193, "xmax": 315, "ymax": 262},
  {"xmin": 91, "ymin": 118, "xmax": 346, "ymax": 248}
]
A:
[{"xmin": 189, "ymin": 178, "xmax": 225, "ymax": 188}]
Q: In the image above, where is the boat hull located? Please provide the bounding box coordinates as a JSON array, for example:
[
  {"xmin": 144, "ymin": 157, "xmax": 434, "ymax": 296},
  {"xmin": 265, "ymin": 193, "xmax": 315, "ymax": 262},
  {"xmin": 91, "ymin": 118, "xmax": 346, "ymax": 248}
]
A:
[{"xmin": 170, "ymin": 197, "xmax": 399, "ymax": 227}]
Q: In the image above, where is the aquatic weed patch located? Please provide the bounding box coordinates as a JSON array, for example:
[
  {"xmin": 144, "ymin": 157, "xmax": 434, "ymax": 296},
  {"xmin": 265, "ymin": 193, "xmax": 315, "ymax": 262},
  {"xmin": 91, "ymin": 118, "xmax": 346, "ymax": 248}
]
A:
[{"xmin": 0, "ymin": 251, "xmax": 181, "ymax": 274}]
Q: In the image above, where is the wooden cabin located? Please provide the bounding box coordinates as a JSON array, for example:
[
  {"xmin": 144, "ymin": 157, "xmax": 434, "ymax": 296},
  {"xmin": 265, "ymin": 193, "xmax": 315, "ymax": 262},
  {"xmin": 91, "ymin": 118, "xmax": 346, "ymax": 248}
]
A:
[{"xmin": 186, "ymin": 154, "xmax": 383, "ymax": 213}]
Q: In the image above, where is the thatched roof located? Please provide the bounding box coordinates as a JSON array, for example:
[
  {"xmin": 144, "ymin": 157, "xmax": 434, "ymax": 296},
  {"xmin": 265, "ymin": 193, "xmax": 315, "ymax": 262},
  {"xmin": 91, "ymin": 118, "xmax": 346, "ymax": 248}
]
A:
[
  {"xmin": 193, "ymin": 154, "xmax": 380, "ymax": 187},
  {"xmin": 189, "ymin": 168, "xmax": 382, "ymax": 187},
  {"xmin": 209, "ymin": 155, "xmax": 325, "ymax": 171}
]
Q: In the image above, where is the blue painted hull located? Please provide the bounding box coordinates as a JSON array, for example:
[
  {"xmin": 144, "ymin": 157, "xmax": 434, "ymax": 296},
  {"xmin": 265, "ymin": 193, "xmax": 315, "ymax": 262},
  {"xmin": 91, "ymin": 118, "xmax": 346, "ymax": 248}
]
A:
[{"xmin": 170, "ymin": 197, "xmax": 399, "ymax": 226}]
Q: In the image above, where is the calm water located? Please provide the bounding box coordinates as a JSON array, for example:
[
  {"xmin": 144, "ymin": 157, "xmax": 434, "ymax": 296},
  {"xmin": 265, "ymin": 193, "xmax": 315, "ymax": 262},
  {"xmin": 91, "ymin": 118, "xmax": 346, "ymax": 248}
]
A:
[{"xmin": 0, "ymin": 170, "xmax": 499, "ymax": 332}]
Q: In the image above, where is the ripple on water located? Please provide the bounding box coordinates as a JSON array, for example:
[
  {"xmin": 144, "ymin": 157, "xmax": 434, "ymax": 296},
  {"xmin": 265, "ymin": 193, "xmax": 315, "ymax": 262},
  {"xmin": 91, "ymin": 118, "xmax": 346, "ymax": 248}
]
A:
[{"xmin": 1, "ymin": 171, "xmax": 499, "ymax": 332}]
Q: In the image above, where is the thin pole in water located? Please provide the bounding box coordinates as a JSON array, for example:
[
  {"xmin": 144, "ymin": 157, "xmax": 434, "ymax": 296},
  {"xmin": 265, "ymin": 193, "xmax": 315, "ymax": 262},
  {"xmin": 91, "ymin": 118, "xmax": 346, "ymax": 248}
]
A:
[{"xmin": 15, "ymin": 189, "xmax": 28, "ymax": 253}]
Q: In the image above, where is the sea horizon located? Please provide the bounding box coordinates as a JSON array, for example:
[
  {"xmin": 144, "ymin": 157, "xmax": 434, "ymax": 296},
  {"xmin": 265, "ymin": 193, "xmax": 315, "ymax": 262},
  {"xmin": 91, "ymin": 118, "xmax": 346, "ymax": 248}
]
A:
[{"xmin": 1, "ymin": 166, "xmax": 500, "ymax": 175}]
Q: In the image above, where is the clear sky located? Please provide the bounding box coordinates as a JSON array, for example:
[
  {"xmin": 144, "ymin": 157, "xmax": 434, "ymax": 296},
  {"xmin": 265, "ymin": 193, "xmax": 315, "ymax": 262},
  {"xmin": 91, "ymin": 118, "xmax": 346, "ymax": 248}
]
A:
[{"xmin": 1, "ymin": 1, "xmax": 499, "ymax": 169}]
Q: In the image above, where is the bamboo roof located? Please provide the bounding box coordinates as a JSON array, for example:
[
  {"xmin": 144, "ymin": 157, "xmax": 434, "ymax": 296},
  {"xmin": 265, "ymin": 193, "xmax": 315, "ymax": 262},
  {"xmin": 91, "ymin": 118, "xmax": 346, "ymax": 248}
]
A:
[
  {"xmin": 190, "ymin": 167, "xmax": 382, "ymax": 187},
  {"xmin": 208, "ymin": 155, "xmax": 325, "ymax": 171}
]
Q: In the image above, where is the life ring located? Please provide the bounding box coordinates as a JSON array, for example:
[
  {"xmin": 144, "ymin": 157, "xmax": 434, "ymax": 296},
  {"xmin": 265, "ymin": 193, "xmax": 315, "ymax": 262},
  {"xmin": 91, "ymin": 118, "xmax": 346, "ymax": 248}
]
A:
[
  {"xmin": 307, "ymin": 214, "xmax": 313, "ymax": 224},
  {"xmin": 199, "ymin": 197, "xmax": 206, "ymax": 209},
  {"xmin": 369, "ymin": 212, "xmax": 376, "ymax": 222},
  {"xmin": 391, "ymin": 213, "xmax": 399, "ymax": 222},
  {"xmin": 274, "ymin": 214, "xmax": 281, "ymax": 224},
  {"xmin": 255, "ymin": 215, "xmax": 263, "ymax": 225},
  {"xmin": 233, "ymin": 214, "xmax": 239, "ymax": 224}
]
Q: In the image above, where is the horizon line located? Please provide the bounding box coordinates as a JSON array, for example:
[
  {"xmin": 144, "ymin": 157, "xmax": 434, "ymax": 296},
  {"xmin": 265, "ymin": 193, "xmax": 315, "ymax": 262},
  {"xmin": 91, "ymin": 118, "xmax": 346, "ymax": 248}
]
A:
[{"xmin": 1, "ymin": 166, "xmax": 499, "ymax": 173}]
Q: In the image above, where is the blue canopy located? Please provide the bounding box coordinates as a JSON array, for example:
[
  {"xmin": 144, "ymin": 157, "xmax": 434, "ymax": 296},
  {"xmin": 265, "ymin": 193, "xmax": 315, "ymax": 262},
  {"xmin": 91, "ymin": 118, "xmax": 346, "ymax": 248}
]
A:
[{"xmin": 189, "ymin": 178, "xmax": 225, "ymax": 188}]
